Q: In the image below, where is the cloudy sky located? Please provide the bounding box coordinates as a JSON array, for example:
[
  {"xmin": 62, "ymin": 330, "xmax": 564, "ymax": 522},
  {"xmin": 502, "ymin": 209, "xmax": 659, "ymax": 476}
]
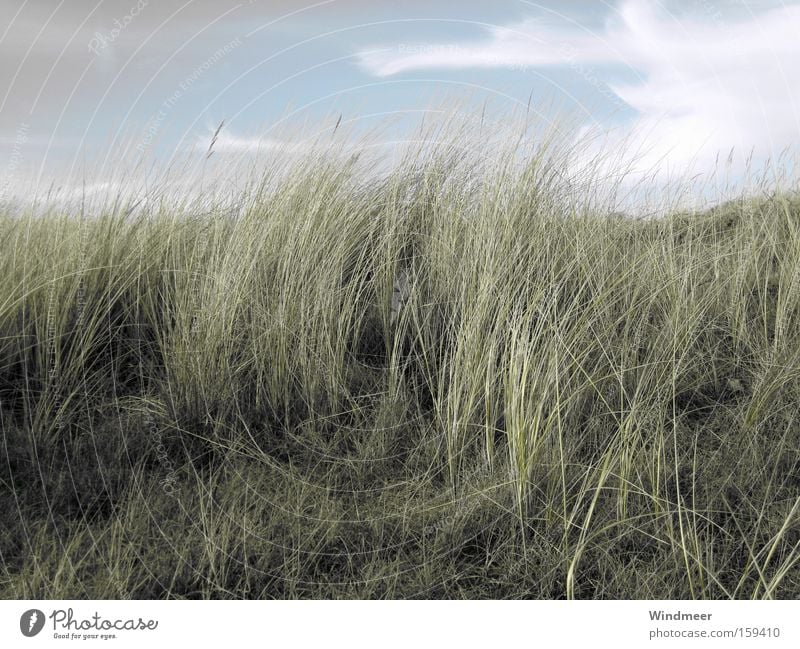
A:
[{"xmin": 0, "ymin": 0, "xmax": 798, "ymax": 202}]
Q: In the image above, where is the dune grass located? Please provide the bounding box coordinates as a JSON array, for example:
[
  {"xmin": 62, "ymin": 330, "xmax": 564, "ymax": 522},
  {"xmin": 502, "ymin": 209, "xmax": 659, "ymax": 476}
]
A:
[{"xmin": 1, "ymin": 126, "xmax": 799, "ymax": 599}]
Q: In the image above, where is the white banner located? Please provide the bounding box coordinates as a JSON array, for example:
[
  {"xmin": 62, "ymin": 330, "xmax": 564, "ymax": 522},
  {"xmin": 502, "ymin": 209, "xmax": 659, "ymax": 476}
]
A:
[{"xmin": 1, "ymin": 600, "xmax": 798, "ymax": 648}]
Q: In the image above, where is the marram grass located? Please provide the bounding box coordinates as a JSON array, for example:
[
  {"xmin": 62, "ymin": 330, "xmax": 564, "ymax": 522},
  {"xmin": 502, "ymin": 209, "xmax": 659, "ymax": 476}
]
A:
[{"xmin": 1, "ymin": 125, "xmax": 799, "ymax": 599}]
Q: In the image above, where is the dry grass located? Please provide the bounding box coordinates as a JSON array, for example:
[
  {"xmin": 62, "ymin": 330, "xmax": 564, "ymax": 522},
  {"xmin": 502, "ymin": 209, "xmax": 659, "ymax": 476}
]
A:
[{"xmin": 1, "ymin": 118, "xmax": 799, "ymax": 598}]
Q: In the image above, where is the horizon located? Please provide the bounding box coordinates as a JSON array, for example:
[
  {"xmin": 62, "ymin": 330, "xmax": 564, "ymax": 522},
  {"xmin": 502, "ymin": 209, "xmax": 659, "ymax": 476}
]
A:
[{"xmin": 0, "ymin": 0, "xmax": 798, "ymax": 210}]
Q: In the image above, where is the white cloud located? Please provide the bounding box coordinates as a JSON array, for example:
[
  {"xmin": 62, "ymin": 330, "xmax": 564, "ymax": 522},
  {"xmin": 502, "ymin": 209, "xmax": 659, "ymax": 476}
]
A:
[
  {"xmin": 356, "ymin": 0, "xmax": 800, "ymax": 187},
  {"xmin": 197, "ymin": 132, "xmax": 311, "ymax": 154}
]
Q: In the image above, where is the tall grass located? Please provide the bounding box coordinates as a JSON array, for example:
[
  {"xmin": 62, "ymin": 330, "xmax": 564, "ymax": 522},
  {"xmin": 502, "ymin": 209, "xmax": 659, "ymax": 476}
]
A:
[{"xmin": 1, "ymin": 116, "xmax": 799, "ymax": 598}]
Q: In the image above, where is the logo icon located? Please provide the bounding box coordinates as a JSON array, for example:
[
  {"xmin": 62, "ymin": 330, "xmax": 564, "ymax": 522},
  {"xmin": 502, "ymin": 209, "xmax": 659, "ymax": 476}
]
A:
[{"xmin": 20, "ymin": 609, "xmax": 45, "ymax": 637}]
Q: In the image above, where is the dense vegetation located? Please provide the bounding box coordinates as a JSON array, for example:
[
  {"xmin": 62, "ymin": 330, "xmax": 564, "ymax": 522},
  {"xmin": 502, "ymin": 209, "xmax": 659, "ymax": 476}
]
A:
[{"xmin": 1, "ymin": 136, "xmax": 799, "ymax": 598}]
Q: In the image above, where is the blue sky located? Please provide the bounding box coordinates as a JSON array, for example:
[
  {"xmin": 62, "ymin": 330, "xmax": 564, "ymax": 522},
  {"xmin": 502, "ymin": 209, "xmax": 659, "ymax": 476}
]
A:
[{"xmin": 0, "ymin": 0, "xmax": 798, "ymax": 202}]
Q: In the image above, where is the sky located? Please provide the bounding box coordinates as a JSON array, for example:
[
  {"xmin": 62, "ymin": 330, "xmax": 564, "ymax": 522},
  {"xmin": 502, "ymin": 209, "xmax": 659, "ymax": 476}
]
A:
[{"xmin": 0, "ymin": 0, "xmax": 798, "ymax": 206}]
